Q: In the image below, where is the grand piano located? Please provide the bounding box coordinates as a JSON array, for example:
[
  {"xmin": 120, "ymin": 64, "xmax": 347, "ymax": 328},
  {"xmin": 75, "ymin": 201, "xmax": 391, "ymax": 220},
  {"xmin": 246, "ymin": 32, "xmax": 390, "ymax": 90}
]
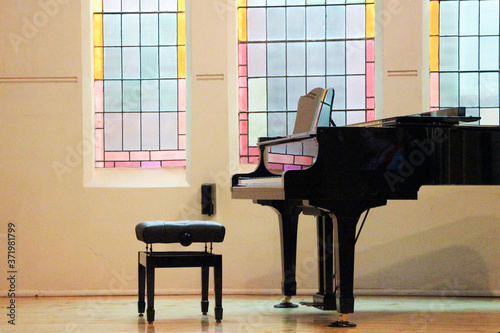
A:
[{"xmin": 231, "ymin": 88, "xmax": 500, "ymax": 327}]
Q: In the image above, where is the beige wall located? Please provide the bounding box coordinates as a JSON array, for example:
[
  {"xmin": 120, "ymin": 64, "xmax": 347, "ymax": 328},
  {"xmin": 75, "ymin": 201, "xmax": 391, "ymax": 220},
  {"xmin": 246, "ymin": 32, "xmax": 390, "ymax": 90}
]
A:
[{"xmin": 0, "ymin": 0, "xmax": 498, "ymax": 298}]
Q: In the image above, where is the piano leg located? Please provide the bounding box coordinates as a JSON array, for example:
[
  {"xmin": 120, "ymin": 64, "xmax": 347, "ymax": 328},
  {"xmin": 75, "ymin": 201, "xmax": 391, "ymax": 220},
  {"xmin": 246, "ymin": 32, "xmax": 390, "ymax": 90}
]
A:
[
  {"xmin": 313, "ymin": 214, "xmax": 336, "ymax": 310},
  {"xmin": 259, "ymin": 200, "xmax": 302, "ymax": 308}
]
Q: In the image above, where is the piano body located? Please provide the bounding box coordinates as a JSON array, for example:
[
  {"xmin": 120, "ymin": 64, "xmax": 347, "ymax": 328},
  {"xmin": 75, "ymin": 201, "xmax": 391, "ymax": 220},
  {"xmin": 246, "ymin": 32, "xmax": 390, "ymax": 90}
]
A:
[{"xmin": 231, "ymin": 88, "xmax": 500, "ymax": 326}]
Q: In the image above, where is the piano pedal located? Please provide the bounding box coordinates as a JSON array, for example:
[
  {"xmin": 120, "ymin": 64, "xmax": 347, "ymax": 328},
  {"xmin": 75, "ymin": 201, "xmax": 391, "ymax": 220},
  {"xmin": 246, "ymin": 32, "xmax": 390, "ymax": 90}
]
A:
[
  {"xmin": 299, "ymin": 301, "xmax": 324, "ymax": 310},
  {"xmin": 328, "ymin": 314, "xmax": 356, "ymax": 328},
  {"xmin": 274, "ymin": 296, "xmax": 299, "ymax": 308}
]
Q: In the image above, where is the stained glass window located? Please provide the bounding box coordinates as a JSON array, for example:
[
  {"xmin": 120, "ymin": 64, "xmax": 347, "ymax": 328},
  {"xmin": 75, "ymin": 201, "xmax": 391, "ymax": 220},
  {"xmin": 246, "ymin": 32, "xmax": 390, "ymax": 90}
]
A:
[
  {"xmin": 238, "ymin": 0, "xmax": 375, "ymax": 164},
  {"xmin": 93, "ymin": 0, "xmax": 186, "ymax": 168},
  {"xmin": 430, "ymin": 0, "xmax": 500, "ymax": 125}
]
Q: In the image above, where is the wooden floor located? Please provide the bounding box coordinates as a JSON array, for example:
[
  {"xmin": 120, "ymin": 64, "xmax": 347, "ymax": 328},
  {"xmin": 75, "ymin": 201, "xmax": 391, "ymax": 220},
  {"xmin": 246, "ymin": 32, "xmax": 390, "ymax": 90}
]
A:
[{"xmin": 2, "ymin": 294, "xmax": 499, "ymax": 332}]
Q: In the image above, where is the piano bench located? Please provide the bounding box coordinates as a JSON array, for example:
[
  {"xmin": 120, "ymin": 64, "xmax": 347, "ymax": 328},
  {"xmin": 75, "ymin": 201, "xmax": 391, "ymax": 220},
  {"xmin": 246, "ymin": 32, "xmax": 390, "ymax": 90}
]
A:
[{"xmin": 135, "ymin": 221, "xmax": 225, "ymax": 323}]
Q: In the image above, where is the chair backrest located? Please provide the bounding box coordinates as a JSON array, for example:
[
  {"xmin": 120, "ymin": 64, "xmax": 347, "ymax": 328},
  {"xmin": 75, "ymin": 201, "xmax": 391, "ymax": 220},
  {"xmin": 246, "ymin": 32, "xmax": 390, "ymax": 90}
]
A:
[{"xmin": 292, "ymin": 87, "xmax": 335, "ymax": 135}]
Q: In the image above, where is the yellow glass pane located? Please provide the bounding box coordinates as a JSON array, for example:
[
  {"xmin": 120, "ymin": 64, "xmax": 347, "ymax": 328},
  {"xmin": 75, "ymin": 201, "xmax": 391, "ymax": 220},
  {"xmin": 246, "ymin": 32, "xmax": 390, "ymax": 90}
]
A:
[
  {"xmin": 365, "ymin": 0, "xmax": 374, "ymax": 3},
  {"xmin": 238, "ymin": 8, "xmax": 247, "ymax": 42},
  {"xmin": 178, "ymin": 13, "xmax": 185, "ymax": 46},
  {"xmin": 93, "ymin": 0, "xmax": 102, "ymax": 13},
  {"xmin": 178, "ymin": 0, "xmax": 185, "ymax": 12},
  {"xmin": 429, "ymin": 36, "xmax": 439, "ymax": 72},
  {"xmin": 93, "ymin": 14, "xmax": 103, "ymax": 47},
  {"xmin": 366, "ymin": 4, "xmax": 375, "ymax": 38},
  {"xmin": 94, "ymin": 47, "xmax": 103, "ymax": 80},
  {"xmin": 430, "ymin": 1, "xmax": 439, "ymax": 36},
  {"xmin": 178, "ymin": 46, "xmax": 186, "ymax": 79},
  {"xmin": 238, "ymin": 0, "xmax": 247, "ymax": 6}
]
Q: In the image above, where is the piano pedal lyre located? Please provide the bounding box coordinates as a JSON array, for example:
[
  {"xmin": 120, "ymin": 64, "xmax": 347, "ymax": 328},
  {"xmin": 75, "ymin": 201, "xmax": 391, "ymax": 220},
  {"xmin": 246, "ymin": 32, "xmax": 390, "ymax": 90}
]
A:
[
  {"xmin": 274, "ymin": 296, "xmax": 299, "ymax": 308},
  {"xmin": 328, "ymin": 314, "xmax": 356, "ymax": 328}
]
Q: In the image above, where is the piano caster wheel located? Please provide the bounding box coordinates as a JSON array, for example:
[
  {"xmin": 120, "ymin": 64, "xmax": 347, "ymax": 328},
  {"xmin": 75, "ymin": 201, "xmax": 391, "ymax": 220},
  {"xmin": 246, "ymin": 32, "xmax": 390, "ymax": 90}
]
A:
[
  {"xmin": 328, "ymin": 314, "xmax": 356, "ymax": 328},
  {"xmin": 274, "ymin": 296, "xmax": 299, "ymax": 308}
]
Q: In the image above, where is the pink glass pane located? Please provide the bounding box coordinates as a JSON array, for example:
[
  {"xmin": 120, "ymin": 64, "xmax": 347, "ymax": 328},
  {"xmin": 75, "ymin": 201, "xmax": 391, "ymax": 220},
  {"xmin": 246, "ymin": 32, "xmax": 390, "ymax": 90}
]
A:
[
  {"xmin": 284, "ymin": 164, "xmax": 301, "ymax": 171},
  {"xmin": 240, "ymin": 135, "xmax": 248, "ymax": 155},
  {"xmin": 179, "ymin": 134, "xmax": 186, "ymax": 149},
  {"xmin": 240, "ymin": 120, "xmax": 248, "ymax": 135},
  {"xmin": 115, "ymin": 161, "xmax": 141, "ymax": 168},
  {"xmin": 367, "ymin": 97, "xmax": 375, "ymax": 109},
  {"xmin": 248, "ymin": 147, "xmax": 260, "ymax": 156},
  {"xmin": 240, "ymin": 157, "xmax": 249, "ymax": 164},
  {"xmin": 295, "ymin": 155, "xmax": 314, "ymax": 166},
  {"xmin": 366, "ymin": 39, "xmax": 374, "ymax": 62},
  {"xmin": 267, "ymin": 163, "xmax": 284, "ymax": 170},
  {"xmin": 240, "ymin": 112, "xmax": 248, "ymax": 120},
  {"xmin": 105, "ymin": 162, "xmax": 115, "ymax": 167},
  {"xmin": 249, "ymin": 156, "xmax": 259, "ymax": 163},
  {"xmin": 430, "ymin": 72, "xmax": 439, "ymax": 107},
  {"xmin": 94, "ymin": 80, "xmax": 104, "ymax": 113},
  {"xmin": 366, "ymin": 63, "xmax": 375, "ymax": 97},
  {"xmin": 239, "ymin": 66, "xmax": 247, "ymax": 77},
  {"xmin": 178, "ymin": 79, "xmax": 186, "ymax": 111},
  {"xmin": 130, "ymin": 151, "xmax": 150, "ymax": 160},
  {"xmin": 95, "ymin": 129, "xmax": 104, "ymax": 161},
  {"xmin": 239, "ymin": 88, "xmax": 248, "ymax": 111},
  {"xmin": 239, "ymin": 76, "xmax": 248, "ymax": 88},
  {"xmin": 162, "ymin": 160, "xmax": 186, "ymax": 167},
  {"xmin": 366, "ymin": 110, "xmax": 375, "ymax": 121},
  {"xmin": 105, "ymin": 152, "xmax": 130, "ymax": 161},
  {"xmin": 141, "ymin": 161, "xmax": 161, "ymax": 168},
  {"xmin": 151, "ymin": 150, "xmax": 186, "ymax": 160},
  {"xmin": 178, "ymin": 111, "xmax": 186, "ymax": 135},
  {"xmin": 268, "ymin": 153, "xmax": 294, "ymax": 165},
  {"xmin": 95, "ymin": 113, "xmax": 104, "ymax": 129},
  {"xmin": 239, "ymin": 43, "xmax": 247, "ymax": 65},
  {"xmin": 95, "ymin": 162, "xmax": 105, "ymax": 168}
]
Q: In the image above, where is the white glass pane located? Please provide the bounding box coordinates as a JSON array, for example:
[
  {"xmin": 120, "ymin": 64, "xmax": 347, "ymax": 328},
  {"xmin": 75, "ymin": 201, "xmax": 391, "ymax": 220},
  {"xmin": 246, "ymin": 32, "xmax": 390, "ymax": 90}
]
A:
[
  {"xmin": 159, "ymin": 13, "xmax": 177, "ymax": 45},
  {"xmin": 160, "ymin": 80, "xmax": 178, "ymax": 111},
  {"xmin": 459, "ymin": 37, "xmax": 478, "ymax": 71},
  {"xmin": 104, "ymin": 113, "xmax": 122, "ymax": 150},
  {"xmin": 267, "ymin": 8, "xmax": 286, "ymax": 41},
  {"xmin": 160, "ymin": 47, "xmax": 178, "ymax": 78},
  {"xmin": 104, "ymin": 48, "xmax": 122, "ymax": 79},
  {"xmin": 141, "ymin": 47, "xmax": 159, "ymax": 78},
  {"xmin": 104, "ymin": 81, "xmax": 122, "ymax": 111},
  {"xmin": 327, "ymin": 76, "xmax": 346, "ymax": 109},
  {"xmin": 247, "ymin": 43, "xmax": 267, "ymax": 77},
  {"xmin": 122, "ymin": 14, "xmax": 140, "ymax": 46},
  {"xmin": 287, "ymin": 77, "xmax": 306, "ymax": 109},
  {"xmin": 103, "ymin": 0, "xmax": 121, "ymax": 12},
  {"xmin": 346, "ymin": 40, "xmax": 365, "ymax": 74},
  {"xmin": 307, "ymin": 42, "xmax": 326, "ymax": 76},
  {"xmin": 103, "ymin": 15, "xmax": 121, "ymax": 46},
  {"xmin": 160, "ymin": 0, "xmax": 178, "ymax": 11},
  {"xmin": 123, "ymin": 47, "xmax": 140, "ymax": 78},
  {"xmin": 331, "ymin": 111, "xmax": 346, "ymax": 126},
  {"xmin": 327, "ymin": 41, "xmax": 345, "ymax": 75},
  {"xmin": 268, "ymin": 113, "xmax": 287, "ymax": 137},
  {"xmin": 122, "ymin": 0, "xmax": 139, "ymax": 12},
  {"xmin": 248, "ymin": 113, "xmax": 267, "ymax": 147},
  {"xmin": 346, "ymin": 75, "xmax": 365, "ymax": 109},
  {"xmin": 123, "ymin": 80, "xmax": 141, "ymax": 111},
  {"xmin": 480, "ymin": 73, "xmax": 499, "ymax": 107},
  {"xmin": 480, "ymin": 1, "xmax": 500, "ymax": 35},
  {"xmin": 459, "ymin": 1, "xmax": 479, "ymax": 36},
  {"xmin": 345, "ymin": 5, "xmax": 364, "ymax": 39},
  {"xmin": 346, "ymin": 110, "xmax": 365, "ymax": 125},
  {"xmin": 142, "ymin": 113, "xmax": 160, "ymax": 150},
  {"xmin": 123, "ymin": 113, "xmax": 141, "ymax": 150},
  {"xmin": 439, "ymin": 1, "xmax": 458, "ymax": 36},
  {"xmin": 268, "ymin": 78, "xmax": 287, "ymax": 111},
  {"xmin": 288, "ymin": 0, "xmax": 305, "ymax": 5},
  {"xmin": 248, "ymin": 0, "xmax": 266, "ymax": 5},
  {"xmin": 141, "ymin": 14, "xmax": 159, "ymax": 46},
  {"xmin": 160, "ymin": 113, "xmax": 178, "ymax": 149},
  {"xmin": 268, "ymin": 0, "xmax": 286, "ymax": 6},
  {"xmin": 326, "ymin": 6, "xmax": 345, "ymax": 39},
  {"xmin": 307, "ymin": 76, "xmax": 326, "ymax": 92},
  {"xmin": 459, "ymin": 73, "xmax": 479, "ymax": 107},
  {"xmin": 440, "ymin": 73, "xmax": 459, "ymax": 107},
  {"xmin": 287, "ymin": 7, "xmax": 306, "ymax": 40},
  {"xmin": 307, "ymin": 6, "xmax": 325, "ymax": 40},
  {"xmin": 439, "ymin": 37, "xmax": 458, "ymax": 72},
  {"xmin": 247, "ymin": 8, "xmax": 267, "ymax": 41},
  {"xmin": 287, "ymin": 42, "xmax": 306, "ymax": 76},
  {"xmin": 287, "ymin": 112, "xmax": 296, "ymax": 134},
  {"xmin": 248, "ymin": 78, "xmax": 267, "ymax": 111},
  {"xmin": 267, "ymin": 43, "xmax": 286, "ymax": 76},
  {"xmin": 142, "ymin": 80, "xmax": 159, "ymax": 111},
  {"xmin": 480, "ymin": 37, "xmax": 499, "ymax": 71},
  {"xmin": 142, "ymin": 0, "xmax": 158, "ymax": 12},
  {"xmin": 479, "ymin": 108, "xmax": 500, "ymax": 126}
]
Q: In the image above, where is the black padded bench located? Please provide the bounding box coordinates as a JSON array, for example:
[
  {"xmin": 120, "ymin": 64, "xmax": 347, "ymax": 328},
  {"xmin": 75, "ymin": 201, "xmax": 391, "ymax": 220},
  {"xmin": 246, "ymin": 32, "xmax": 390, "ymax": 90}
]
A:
[{"xmin": 135, "ymin": 221, "xmax": 225, "ymax": 323}]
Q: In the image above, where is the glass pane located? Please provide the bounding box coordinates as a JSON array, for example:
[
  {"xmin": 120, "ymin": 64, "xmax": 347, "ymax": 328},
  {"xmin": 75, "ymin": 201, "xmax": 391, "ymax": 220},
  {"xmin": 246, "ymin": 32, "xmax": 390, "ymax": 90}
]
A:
[
  {"xmin": 439, "ymin": 37, "xmax": 458, "ymax": 72},
  {"xmin": 307, "ymin": 42, "xmax": 326, "ymax": 76},
  {"xmin": 104, "ymin": 113, "xmax": 122, "ymax": 150},
  {"xmin": 123, "ymin": 80, "xmax": 141, "ymax": 111},
  {"xmin": 459, "ymin": 1, "xmax": 479, "ymax": 36},
  {"xmin": 480, "ymin": 73, "xmax": 500, "ymax": 107},
  {"xmin": 480, "ymin": 1, "xmax": 499, "ymax": 35},
  {"xmin": 141, "ymin": 47, "xmax": 159, "ymax": 78},
  {"xmin": 439, "ymin": 1, "xmax": 458, "ymax": 36},
  {"xmin": 287, "ymin": 7, "xmax": 306, "ymax": 40},
  {"xmin": 122, "ymin": 47, "xmax": 140, "ymax": 78},
  {"xmin": 122, "ymin": 0, "xmax": 139, "ymax": 12},
  {"xmin": 160, "ymin": 0, "xmax": 178, "ymax": 11},
  {"xmin": 268, "ymin": 113, "xmax": 287, "ymax": 136},
  {"xmin": 247, "ymin": 43, "xmax": 267, "ymax": 77},
  {"xmin": 142, "ymin": 80, "xmax": 159, "ymax": 111},
  {"xmin": 103, "ymin": 0, "xmax": 121, "ymax": 12},
  {"xmin": 267, "ymin": 43, "xmax": 286, "ymax": 76},
  {"xmin": 160, "ymin": 46, "xmax": 178, "ymax": 78},
  {"xmin": 141, "ymin": 113, "xmax": 159, "ymax": 150},
  {"xmin": 346, "ymin": 75, "xmax": 365, "ymax": 109},
  {"xmin": 287, "ymin": 77, "xmax": 306, "ymax": 109},
  {"xmin": 459, "ymin": 37, "xmax": 478, "ymax": 71},
  {"xmin": 160, "ymin": 113, "xmax": 178, "ymax": 149},
  {"xmin": 268, "ymin": 78, "xmax": 287, "ymax": 111},
  {"xmin": 480, "ymin": 37, "xmax": 499, "ymax": 71},
  {"xmin": 267, "ymin": 7, "xmax": 286, "ymax": 41},
  {"xmin": 327, "ymin": 41, "xmax": 346, "ymax": 75},
  {"xmin": 247, "ymin": 8, "xmax": 267, "ymax": 41},
  {"xmin": 346, "ymin": 40, "xmax": 365, "ymax": 74},
  {"xmin": 326, "ymin": 6, "xmax": 345, "ymax": 39},
  {"xmin": 248, "ymin": 113, "xmax": 267, "ymax": 146},
  {"xmin": 345, "ymin": 5, "xmax": 364, "ymax": 39},
  {"xmin": 248, "ymin": 78, "xmax": 267, "ymax": 111},
  {"xmin": 459, "ymin": 72, "xmax": 478, "ymax": 107},
  {"xmin": 141, "ymin": 14, "xmax": 159, "ymax": 46},
  {"xmin": 159, "ymin": 13, "xmax": 177, "ymax": 45},
  {"xmin": 440, "ymin": 73, "xmax": 459, "ymax": 107},
  {"xmin": 142, "ymin": 0, "xmax": 159, "ymax": 12},
  {"xmin": 103, "ymin": 48, "xmax": 122, "ymax": 79},
  {"xmin": 103, "ymin": 14, "xmax": 121, "ymax": 46},
  {"xmin": 286, "ymin": 42, "xmax": 306, "ymax": 76},
  {"xmin": 123, "ymin": 113, "xmax": 141, "ymax": 150},
  {"xmin": 160, "ymin": 80, "xmax": 177, "ymax": 111},
  {"xmin": 104, "ymin": 81, "xmax": 122, "ymax": 112},
  {"xmin": 327, "ymin": 76, "xmax": 346, "ymax": 109},
  {"xmin": 307, "ymin": 6, "xmax": 325, "ymax": 40},
  {"xmin": 122, "ymin": 14, "xmax": 139, "ymax": 46}
]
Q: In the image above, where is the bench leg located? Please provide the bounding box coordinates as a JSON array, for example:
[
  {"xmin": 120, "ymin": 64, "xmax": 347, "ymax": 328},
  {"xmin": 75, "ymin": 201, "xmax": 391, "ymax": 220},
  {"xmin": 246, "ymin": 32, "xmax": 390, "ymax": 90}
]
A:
[
  {"xmin": 214, "ymin": 258, "xmax": 223, "ymax": 322},
  {"xmin": 201, "ymin": 266, "xmax": 209, "ymax": 315},
  {"xmin": 138, "ymin": 253, "xmax": 146, "ymax": 315},
  {"xmin": 146, "ymin": 260, "xmax": 155, "ymax": 323}
]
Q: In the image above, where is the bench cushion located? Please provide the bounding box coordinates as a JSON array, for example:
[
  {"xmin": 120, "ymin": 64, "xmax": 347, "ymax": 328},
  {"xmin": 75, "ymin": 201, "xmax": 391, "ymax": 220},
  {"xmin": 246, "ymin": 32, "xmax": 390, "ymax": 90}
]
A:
[{"xmin": 136, "ymin": 221, "xmax": 225, "ymax": 245}]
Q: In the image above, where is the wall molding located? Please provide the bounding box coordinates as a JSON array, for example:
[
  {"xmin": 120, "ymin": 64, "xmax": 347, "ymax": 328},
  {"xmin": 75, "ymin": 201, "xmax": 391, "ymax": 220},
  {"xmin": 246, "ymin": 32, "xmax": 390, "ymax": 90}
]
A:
[{"xmin": 0, "ymin": 76, "xmax": 78, "ymax": 83}]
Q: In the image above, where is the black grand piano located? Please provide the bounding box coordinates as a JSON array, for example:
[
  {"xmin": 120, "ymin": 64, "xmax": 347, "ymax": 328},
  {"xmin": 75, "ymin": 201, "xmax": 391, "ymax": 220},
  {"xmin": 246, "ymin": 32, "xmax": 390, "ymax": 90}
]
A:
[{"xmin": 231, "ymin": 88, "xmax": 500, "ymax": 327}]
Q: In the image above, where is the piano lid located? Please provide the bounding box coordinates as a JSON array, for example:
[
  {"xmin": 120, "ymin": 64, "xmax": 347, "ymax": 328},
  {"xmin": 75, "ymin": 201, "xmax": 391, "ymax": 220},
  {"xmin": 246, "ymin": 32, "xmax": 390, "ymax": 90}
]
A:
[{"xmin": 349, "ymin": 107, "xmax": 480, "ymax": 127}]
